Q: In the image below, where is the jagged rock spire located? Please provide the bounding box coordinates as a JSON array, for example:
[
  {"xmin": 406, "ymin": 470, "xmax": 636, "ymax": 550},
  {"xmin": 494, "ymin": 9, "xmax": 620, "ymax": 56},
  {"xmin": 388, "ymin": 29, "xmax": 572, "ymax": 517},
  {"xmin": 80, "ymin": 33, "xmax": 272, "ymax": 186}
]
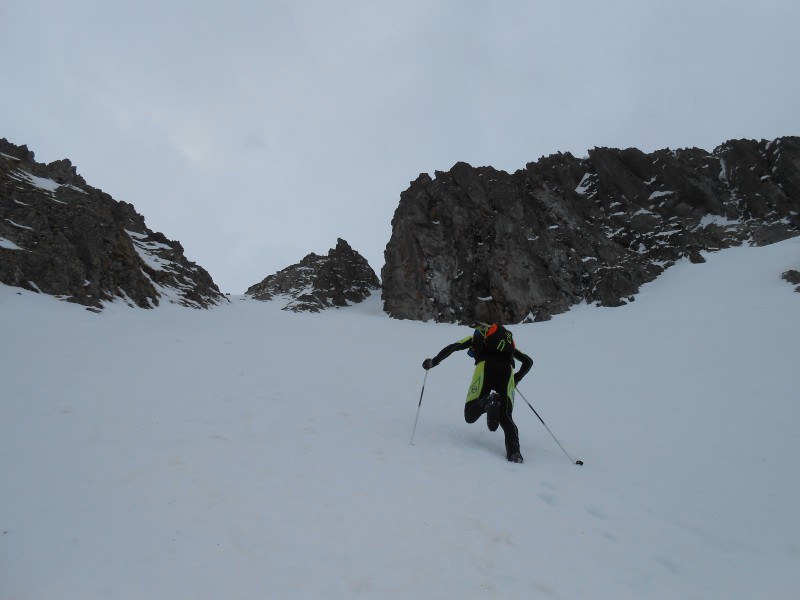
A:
[{"xmin": 246, "ymin": 238, "xmax": 380, "ymax": 312}]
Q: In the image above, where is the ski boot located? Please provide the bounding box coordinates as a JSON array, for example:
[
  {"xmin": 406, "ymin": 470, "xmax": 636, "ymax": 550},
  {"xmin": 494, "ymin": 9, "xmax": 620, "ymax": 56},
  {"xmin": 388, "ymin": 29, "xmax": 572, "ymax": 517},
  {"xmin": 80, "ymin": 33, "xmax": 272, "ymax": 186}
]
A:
[
  {"xmin": 507, "ymin": 450, "xmax": 524, "ymax": 463},
  {"xmin": 484, "ymin": 391, "xmax": 501, "ymax": 432},
  {"xmin": 506, "ymin": 442, "xmax": 524, "ymax": 463}
]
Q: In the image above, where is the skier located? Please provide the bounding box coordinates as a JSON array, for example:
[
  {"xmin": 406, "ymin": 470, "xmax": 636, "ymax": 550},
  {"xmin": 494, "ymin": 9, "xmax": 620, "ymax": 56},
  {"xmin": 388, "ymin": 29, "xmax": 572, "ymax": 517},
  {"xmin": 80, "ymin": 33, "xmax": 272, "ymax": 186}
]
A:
[{"xmin": 422, "ymin": 323, "xmax": 533, "ymax": 463}]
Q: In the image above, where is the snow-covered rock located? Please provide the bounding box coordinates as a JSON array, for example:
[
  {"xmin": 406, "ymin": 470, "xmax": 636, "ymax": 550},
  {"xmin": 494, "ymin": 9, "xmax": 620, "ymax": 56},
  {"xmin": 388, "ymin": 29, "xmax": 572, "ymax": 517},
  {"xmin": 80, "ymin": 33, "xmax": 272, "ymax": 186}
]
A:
[
  {"xmin": 382, "ymin": 137, "xmax": 800, "ymax": 323},
  {"xmin": 0, "ymin": 138, "xmax": 225, "ymax": 310},
  {"xmin": 245, "ymin": 238, "xmax": 379, "ymax": 312}
]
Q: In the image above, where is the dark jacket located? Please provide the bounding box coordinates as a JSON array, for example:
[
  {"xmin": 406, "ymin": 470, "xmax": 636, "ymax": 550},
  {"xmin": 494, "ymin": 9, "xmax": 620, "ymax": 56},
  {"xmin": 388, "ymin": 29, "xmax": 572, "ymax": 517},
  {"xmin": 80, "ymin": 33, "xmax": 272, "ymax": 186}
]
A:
[{"xmin": 428, "ymin": 330, "xmax": 533, "ymax": 386}]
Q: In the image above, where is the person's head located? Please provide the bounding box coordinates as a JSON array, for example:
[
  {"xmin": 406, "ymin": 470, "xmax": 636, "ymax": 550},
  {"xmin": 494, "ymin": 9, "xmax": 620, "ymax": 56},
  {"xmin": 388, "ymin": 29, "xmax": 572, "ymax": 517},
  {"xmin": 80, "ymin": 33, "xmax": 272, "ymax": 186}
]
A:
[
  {"xmin": 474, "ymin": 321, "xmax": 497, "ymax": 337},
  {"xmin": 473, "ymin": 322, "xmax": 490, "ymax": 336}
]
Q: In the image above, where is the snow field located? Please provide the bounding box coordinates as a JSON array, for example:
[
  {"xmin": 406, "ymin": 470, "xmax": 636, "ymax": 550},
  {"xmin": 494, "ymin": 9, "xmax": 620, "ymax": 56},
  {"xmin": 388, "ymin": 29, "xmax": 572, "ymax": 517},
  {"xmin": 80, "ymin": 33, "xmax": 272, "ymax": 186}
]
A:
[{"xmin": 1, "ymin": 237, "xmax": 799, "ymax": 599}]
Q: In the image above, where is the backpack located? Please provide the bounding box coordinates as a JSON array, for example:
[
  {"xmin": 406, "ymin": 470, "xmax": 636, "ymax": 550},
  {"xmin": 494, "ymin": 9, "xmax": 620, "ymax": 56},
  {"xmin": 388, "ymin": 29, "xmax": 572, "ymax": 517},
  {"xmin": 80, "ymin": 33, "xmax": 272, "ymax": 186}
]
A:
[{"xmin": 473, "ymin": 323, "xmax": 515, "ymax": 359}]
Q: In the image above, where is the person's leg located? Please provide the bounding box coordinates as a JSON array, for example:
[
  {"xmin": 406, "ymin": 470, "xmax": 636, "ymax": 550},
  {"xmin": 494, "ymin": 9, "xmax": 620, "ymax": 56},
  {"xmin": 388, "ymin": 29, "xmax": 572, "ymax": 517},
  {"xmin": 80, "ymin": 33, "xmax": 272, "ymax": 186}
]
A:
[
  {"xmin": 464, "ymin": 397, "xmax": 486, "ymax": 423},
  {"xmin": 482, "ymin": 361, "xmax": 522, "ymax": 460},
  {"xmin": 464, "ymin": 359, "xmax": 523, "ymax": 460},
  {"xmin": 500, "ymin": 374, "xmax": 522, "ymax": 461},
  {"xmin": 464, "ymin": 361, "xmax": 487, "ymax": 423},
  {"xmin": 481, "ymin": 360, "xmax": 512, "ymax": 436},
  {"xmin": 499, "ymin": 396, "xmax": 522, "ymax": 460}
]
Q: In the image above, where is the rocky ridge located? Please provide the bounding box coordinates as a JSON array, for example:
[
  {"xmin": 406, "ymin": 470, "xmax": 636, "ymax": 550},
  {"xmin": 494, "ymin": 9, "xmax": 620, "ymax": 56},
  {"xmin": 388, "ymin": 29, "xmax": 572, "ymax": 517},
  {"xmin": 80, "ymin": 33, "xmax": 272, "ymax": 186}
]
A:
[
  {"xmin": 382, "ymin": 137, "xmax": 800, "ymax": 323},
  {"xmin": 0, "ymin": 138, "xmax": 225, "ymax": 310},
  {"xmin": 245, "ymin": 238, "xmax": 380, "ymax": 312}
]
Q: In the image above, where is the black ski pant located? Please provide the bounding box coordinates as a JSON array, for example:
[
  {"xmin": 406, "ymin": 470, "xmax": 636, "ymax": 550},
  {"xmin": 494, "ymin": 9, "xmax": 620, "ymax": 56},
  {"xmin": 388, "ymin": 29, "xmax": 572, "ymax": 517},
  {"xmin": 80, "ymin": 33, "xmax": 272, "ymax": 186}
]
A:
[{"xmin": 463, "ymin": 358, "xmax": 520, "ymax": 457}]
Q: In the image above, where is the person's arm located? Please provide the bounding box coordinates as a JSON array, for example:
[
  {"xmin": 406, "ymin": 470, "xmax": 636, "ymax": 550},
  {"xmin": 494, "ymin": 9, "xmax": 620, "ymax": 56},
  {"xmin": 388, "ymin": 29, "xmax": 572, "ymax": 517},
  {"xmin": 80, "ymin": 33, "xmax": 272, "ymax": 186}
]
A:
[
  {"xmin": 513, "ymin": 348, "xmax": 533, "ymax": 385},
  {"xmin": 422, "ymin": 336, "xmax": 472, "ymax": 369}
]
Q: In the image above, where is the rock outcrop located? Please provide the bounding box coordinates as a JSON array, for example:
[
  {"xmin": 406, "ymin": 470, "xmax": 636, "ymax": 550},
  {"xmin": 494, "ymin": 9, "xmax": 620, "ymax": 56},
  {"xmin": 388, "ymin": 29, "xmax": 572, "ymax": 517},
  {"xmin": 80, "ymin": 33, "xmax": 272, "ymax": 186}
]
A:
[
  {"xmin": 246, "ymin": 238, "xmax": 380, "ymax": 311},
  {"xmin": 382, "ymin": 137, "xmax": 800, "ymax": 323},
  {"xmin": 783, "ymin": 270, "xmax": 800, "ymax": 293},
  {"xmin": 0, "ymin": 138, "xmax": 225, "ymax": 310}
]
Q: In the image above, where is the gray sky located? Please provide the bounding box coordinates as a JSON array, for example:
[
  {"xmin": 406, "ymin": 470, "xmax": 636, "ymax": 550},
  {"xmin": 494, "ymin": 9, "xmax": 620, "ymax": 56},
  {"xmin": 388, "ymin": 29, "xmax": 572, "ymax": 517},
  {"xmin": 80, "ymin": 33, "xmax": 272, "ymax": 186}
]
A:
[{"xmin": 2, "ymin": 1, "xmax": 798, "ymax": 293}]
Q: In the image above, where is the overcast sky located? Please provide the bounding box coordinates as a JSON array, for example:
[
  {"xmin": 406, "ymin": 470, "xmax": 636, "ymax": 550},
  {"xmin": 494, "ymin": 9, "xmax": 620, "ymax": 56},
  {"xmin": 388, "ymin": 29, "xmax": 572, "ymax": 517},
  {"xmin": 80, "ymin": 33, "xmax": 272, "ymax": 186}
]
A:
[{"xmin": 2, "ymin": 1, "xmax": 798, "ymax": 293}]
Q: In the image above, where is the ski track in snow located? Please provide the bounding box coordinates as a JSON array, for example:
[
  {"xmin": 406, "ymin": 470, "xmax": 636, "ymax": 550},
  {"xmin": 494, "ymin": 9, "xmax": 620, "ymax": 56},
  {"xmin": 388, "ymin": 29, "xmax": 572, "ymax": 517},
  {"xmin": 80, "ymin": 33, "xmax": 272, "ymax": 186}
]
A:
[{"xmin": 1, "ymin": 238, "xmax": 799, "ymax": 599}]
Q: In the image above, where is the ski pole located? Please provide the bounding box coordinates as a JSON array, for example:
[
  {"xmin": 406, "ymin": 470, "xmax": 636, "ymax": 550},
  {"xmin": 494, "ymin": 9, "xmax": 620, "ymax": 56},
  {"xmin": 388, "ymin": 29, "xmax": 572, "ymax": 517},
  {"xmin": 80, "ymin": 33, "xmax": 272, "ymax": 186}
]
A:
[
  {"xmin": 516, "ymin": 388, "xmax": 583, "ymax": 466},
  {"xmin": 410, "ymin": 370, "xmax": 429, "ymax": 445}
]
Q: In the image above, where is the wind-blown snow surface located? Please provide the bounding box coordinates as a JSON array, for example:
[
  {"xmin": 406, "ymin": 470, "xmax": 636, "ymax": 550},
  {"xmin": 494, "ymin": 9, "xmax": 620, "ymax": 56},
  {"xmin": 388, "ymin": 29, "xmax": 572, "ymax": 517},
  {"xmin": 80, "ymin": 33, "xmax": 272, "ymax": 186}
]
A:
[{"xmin": 2, "ymin": 239, "xmax": 799, "ymax": 599}]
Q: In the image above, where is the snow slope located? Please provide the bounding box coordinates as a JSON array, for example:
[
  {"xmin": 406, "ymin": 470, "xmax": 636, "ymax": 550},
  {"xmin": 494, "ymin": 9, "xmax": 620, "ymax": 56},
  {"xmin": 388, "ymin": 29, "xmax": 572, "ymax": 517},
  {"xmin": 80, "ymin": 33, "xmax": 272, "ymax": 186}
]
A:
[{"xmin": 1, "ymin": 238, "xmax": 799, "ymax": 599}]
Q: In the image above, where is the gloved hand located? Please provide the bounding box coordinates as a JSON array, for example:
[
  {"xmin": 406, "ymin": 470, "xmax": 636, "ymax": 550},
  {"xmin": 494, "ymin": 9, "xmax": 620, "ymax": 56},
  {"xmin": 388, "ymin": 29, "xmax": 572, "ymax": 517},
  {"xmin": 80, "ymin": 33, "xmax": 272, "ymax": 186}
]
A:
[
  {"xmin": 514, "ymin": 372, "xmax": 523, "ymax": 386},
  {"xmin": 422, "ymin": 358, "xmax": 436, "ymax": 370}
]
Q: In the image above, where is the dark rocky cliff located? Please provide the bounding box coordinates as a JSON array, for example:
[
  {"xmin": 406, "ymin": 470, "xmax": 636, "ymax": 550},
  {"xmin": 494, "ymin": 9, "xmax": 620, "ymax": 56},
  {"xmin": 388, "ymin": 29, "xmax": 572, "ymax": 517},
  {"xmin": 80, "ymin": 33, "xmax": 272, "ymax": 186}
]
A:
[
  {"xmin": 246, "ymin": 238, "xmax": 379, "ymax": 312},
  {"xmin": 382, "ymin": 137, "xmax": 800, "ymax": 323},
  {"xmin": 0, "ymin": 139, "xmax": 225, "ymax": 310}
]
